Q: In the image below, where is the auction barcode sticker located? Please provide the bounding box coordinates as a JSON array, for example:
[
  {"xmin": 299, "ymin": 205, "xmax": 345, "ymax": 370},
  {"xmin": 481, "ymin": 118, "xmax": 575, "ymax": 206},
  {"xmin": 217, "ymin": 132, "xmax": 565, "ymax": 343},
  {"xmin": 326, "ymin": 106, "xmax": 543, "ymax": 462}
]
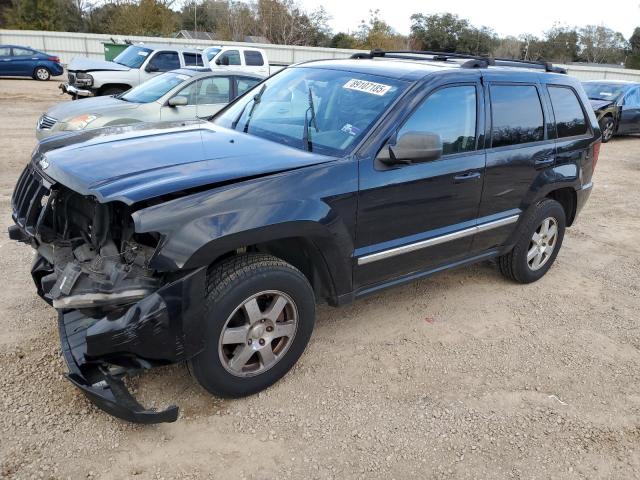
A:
[{"xmin": 343, "ymin": 79, "xmax": 392, "ymax": 96}]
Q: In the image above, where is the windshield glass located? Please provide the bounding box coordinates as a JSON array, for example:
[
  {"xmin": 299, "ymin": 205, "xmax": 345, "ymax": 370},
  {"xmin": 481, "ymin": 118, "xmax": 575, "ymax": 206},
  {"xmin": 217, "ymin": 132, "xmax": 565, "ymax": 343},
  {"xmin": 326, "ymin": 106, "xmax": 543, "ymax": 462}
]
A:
[
  {"xmin": 121, "ymin": 72, "xmax": 190, "ymax": 103},
  {"xmin": 113, "ymin": 45, "xmax": 153, "ymax": 69},
  {"xmin": 214, "ymin": 67, "xmax": 408, "ymax": 156},
  {"xmin": 205, "ymin": 48, "xmax": 221, "ymax": 62},
  {"xmin": 582, "ymin": 82, "xmax": 628, "ymax": 101}
]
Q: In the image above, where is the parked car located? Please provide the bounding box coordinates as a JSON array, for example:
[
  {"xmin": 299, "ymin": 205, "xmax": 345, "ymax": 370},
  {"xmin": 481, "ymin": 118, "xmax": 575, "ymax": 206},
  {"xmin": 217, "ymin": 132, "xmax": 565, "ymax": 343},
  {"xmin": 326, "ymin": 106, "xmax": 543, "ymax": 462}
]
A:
[
  {"xmin": 582, "ymin": 80, "xmax": 640, "ymax": 142},
  {"xmin": 9, "ymin": 51, "xmax": 599, "ymax": 423},
  {"xmin": 0, "ymin": 45, "xmax": 63, "ymax": 80},
  {"xmin": 37, "ymin": 68, "xmax": 262, "ymax": 139},
  {"xmin": 60, "ymin": 44, "xmax": 207, "ymax": 98},
  {"xmin": 203, "ymin": 45, "xmax": 284, "ymax": 77}
]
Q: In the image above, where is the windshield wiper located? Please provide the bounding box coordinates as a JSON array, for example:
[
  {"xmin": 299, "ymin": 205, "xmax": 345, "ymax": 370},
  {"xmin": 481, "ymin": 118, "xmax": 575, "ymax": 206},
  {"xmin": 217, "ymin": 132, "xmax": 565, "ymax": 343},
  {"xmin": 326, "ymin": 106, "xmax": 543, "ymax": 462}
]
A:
[
  {"xmin": 241, "ymin": 84, "xmax": 267, "ymax": 133},
  {"xmin": 302, "ymin": 87, "xmax": 319, "ymax": 152}
]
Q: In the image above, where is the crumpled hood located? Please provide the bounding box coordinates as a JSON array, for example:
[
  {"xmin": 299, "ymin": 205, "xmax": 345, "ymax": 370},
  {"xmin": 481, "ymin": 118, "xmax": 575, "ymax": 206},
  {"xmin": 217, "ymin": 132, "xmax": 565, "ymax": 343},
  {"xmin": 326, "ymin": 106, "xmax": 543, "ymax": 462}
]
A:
[
  {"xmin": 589, "ymin": 98, "xmax": 615, "ymax": 111},
  {"xmin": 35, "ymin": 122, "xmax": 336, "ymax": 205},
  {"xmin": 68, "ymin": 57, "xmax": 130, "ymax": 72},
  {"xmin": 45, "ymin": 95, "xmax": 138, "ymax": 121}
]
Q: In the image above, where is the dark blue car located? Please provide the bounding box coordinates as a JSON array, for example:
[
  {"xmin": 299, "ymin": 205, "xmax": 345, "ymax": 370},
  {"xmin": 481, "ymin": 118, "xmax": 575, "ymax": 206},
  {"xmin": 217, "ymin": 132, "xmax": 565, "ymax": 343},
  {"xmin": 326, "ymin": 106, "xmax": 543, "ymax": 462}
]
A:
[{"xmin": 0, "ymin": 45, "xmax": 63, "ymax": 81}]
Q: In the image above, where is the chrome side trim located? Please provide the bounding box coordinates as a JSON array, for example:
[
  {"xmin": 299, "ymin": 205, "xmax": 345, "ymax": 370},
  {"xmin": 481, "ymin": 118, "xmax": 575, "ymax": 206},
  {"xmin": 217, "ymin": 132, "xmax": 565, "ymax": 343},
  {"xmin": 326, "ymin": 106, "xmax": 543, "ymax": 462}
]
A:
[{"xmin": 357, "ymin": 214, "xmax": 520, "ymax": 266}]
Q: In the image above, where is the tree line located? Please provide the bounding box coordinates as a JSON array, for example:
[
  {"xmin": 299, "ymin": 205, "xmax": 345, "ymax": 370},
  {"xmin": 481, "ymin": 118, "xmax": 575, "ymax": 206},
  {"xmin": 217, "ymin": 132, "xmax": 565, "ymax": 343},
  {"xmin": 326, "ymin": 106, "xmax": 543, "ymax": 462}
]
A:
[{"xmin": 1, "ymin": 0, "xmax": 639, "ymax": 68}]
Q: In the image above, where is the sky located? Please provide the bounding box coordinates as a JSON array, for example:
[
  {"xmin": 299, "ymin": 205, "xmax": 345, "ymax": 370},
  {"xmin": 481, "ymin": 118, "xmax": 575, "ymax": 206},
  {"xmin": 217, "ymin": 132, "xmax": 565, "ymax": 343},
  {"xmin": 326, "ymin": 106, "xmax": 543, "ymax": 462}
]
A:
[{"xmin": 301, "ymin": 0, "xmax": 640, "ymax": 39}]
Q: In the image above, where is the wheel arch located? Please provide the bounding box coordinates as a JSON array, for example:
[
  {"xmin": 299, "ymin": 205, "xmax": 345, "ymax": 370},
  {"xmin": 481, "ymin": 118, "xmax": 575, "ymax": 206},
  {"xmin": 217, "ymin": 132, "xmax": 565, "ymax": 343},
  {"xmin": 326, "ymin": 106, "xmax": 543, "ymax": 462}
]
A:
[{"xmin": 546, "ymin": 187, "xmax": 577, "ymax": 226}]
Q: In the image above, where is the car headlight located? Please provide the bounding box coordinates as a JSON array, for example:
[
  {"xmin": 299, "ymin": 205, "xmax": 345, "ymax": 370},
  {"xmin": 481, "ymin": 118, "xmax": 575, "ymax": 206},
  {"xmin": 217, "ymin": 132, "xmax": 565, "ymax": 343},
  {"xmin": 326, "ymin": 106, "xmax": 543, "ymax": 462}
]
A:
[
  {"xmin": 64, "ymin": 114, "xmax": 99, "ymax": 131},
  {"xmin": 75, "ymin": 72, "xmax": 93, "ymax": 86}
]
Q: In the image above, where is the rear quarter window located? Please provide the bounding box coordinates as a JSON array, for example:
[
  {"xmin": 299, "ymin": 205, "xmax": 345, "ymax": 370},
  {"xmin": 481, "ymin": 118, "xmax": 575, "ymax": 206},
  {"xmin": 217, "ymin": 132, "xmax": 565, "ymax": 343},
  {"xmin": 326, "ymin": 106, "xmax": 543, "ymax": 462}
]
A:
[
  {"xmin": 548, "ymin": 86, "xmax": 588, "ymax": 138},
  {"xmin": 244, "ymin": 51, "xmax": 264, "ymax": 66},
  {"xmin": 490, "ymin": 85, "xmax": 544, "ymax": 148}
]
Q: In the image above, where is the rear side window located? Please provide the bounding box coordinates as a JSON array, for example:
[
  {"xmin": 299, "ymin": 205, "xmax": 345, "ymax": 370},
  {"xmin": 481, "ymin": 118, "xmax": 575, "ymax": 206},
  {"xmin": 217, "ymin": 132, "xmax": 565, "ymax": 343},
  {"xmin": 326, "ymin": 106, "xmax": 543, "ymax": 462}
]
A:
[
  {"xmin": 398, "ymin": 85, "xmax": 477, "ymax": 155},
  {"xmin": 548, "ymin": 86, "xmax": 588, "ymax": 138},
  {"xmin": 244, "ymin": 51, "xmax": 264, "ymax": 66},
  {"xmin": 183, "ymin": 52, "xmax": 203, "ymax": 67},
  {"xmin": 491, "ymin": 85, "xmax": 544, "ymax": 148},
  {"xmin": 219, "ymin": 50, "xmax": 241, "ymax": 66},
  {"xmin": 12, "ymin": 47, "xmax": 34, "ymax": 56}
]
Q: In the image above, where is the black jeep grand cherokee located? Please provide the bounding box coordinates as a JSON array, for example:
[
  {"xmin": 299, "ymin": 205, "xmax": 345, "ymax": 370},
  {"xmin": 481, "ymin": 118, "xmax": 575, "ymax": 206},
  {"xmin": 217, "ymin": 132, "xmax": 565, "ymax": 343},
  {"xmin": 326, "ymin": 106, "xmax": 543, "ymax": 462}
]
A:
[{"xmin": 9, "ymin": 51, "xmax": 600, "ymax": 423}]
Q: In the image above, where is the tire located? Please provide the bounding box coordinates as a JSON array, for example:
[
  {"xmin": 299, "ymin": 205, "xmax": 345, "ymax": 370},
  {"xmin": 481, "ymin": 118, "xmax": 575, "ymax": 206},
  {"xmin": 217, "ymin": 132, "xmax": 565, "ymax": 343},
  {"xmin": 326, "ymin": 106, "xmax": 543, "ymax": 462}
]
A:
[
  {"xmin": 599, "ymin": 116, "xmax": 615, "ymax": 143},
  {"xmin": 498, "ymin": 198, "xmax": 566, "ymax": 284},
  {"xmin": 100, "ymin": 86, "xmax": 125, "ymax": 96},
  {"xmin": 33, "ymin": 67, "xmax": 50, "ymax": 81},
  {"xmin": 189, "ymin": 253, "xmax": 315, "ymax": 398}
]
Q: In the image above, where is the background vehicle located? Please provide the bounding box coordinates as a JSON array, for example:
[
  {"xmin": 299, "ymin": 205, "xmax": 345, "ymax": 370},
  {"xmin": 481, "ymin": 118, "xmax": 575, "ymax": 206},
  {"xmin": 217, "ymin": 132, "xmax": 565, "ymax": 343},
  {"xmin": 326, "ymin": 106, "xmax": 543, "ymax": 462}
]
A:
[
  {"xmin": 582, "ymin": 80, "xmax": 640, "ymax": 142},
  {"xmin": 9, "ymin": 51, "xmax": 599, "ymax": 424},
  {"xmin": 61, "ymin": 44, "xmax": 207, "ymax": 98},
  {"xmin": 203, "ymin": 46, "xmax": 285, "ymax": 76},
  {"xmin": 0, "ymin": 45, "xmax": 63, "ymax": 80},
  {"xmin": 37, "ymin": 68, "xmax": 262, "ymax": 139}
]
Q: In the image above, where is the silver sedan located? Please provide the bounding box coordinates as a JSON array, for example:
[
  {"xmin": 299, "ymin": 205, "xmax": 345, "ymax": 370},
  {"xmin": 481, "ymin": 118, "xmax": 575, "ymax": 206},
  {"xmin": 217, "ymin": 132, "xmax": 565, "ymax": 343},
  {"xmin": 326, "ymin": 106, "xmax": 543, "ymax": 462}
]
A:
[{"xmin": 36, "ymin": 68, "xmax": 263, "ymax": 139}]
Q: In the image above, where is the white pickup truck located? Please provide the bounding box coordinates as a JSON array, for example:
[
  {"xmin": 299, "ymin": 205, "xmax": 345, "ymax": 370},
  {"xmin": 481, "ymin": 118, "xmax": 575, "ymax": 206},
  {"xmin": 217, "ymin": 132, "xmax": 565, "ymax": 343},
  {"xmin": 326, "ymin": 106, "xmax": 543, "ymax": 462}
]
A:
[{"xmin": 61, "ymin": 44, "xmax": 279, "ymax": 99}]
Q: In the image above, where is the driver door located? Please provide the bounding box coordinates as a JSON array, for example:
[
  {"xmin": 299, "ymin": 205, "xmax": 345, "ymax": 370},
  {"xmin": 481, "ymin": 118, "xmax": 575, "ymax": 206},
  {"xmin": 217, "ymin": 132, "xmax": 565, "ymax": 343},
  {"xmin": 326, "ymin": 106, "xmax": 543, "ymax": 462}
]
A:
[
  {"xmin": 354, "ymin": 81, "xmax": 486, "ymax": 288},
  {"xmin": 618, "ymin": 87, "xmax": 640, "ymax": 134}
]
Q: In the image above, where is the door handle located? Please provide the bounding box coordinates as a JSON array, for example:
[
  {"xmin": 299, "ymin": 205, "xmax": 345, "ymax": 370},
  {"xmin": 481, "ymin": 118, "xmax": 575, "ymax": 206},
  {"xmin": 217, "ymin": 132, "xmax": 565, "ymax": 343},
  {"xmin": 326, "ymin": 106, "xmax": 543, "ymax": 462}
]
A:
[
  {"xmin": 534, "ymin": 156, "xmax": 555, "ymax": 169},
  {"xmin": 453, "ymin": 171, "xmax": 481, "ymax": 183}
]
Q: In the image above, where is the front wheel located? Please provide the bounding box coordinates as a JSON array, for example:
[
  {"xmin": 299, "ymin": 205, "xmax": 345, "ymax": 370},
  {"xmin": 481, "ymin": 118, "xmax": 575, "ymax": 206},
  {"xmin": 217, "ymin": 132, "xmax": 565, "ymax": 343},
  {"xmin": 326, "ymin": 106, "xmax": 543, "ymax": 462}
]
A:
[
  {"xmin": 599, "ymin": 116, "xmax": 615, "ymax": 143},
  {"xmin": 498, "ymin": 199, "xmax": 566, "ymax": 283},
  {"xmin": 33, "ymin": 67, "xmax": 50, "ymax": 81},
  {"xmin": 189, "ymin": 254, "xmax": 315, "ymax": 398}
]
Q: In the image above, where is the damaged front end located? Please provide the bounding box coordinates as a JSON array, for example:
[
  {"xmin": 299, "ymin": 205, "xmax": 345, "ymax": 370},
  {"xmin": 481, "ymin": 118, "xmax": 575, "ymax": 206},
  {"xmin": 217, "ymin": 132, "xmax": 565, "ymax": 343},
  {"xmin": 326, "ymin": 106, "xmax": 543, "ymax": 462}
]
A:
[{"xmin": 10, "ymin": 161, "xmax": 205, "ymax": 423}]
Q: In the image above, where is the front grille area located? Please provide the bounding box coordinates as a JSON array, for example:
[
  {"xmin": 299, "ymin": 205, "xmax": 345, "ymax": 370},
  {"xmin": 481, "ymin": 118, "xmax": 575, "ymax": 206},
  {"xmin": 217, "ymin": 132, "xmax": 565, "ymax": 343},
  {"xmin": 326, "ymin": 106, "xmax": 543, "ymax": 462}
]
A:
[
  {"xmin": 11, "ymin": 164, "xmax": 52, "ymax": 237},
  {"xmin": 37, "ymin": 114, "xmax": 57, "ymax": 130},
  {"xmin": 68, "ymin": 72, "xmax": 76, "ymax": 85}
]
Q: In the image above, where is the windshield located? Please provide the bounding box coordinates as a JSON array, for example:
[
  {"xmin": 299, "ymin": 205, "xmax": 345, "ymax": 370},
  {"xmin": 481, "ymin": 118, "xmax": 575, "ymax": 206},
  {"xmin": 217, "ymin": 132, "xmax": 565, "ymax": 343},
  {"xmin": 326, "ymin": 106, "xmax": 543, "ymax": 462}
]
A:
[
  {"xmin": 121, "ymin": 72, "xmax": 190, "ymax": 103},
  {"xmin": 205, "ymin": 48, "xmax": 221, "ymax": 62},
  {"xmin": 214, "ymin": 67, "xmax": 408, "ymax": 156},
  {"xmin": 582, "ymin": 82, "xmax": 628, "ymax": 101},
  {"xmin": 113, "ymin": 45, "xmax": 153, "ymax": 69}
]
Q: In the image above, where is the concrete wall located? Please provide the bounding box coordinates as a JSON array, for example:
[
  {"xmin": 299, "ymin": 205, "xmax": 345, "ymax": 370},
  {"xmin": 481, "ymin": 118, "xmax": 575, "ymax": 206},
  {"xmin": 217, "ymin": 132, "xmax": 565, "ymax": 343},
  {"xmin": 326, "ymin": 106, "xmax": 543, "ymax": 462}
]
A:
[{"xmin": 2, "ymin": 29, "xmax": 640, "ymax": 82}]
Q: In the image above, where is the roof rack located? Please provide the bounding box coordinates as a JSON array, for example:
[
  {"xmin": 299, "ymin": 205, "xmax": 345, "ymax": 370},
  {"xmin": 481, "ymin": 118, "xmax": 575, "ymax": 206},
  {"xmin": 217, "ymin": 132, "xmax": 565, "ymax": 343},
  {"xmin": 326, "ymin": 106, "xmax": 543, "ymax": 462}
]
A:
[{"xmin": 350, "ymin": 50, "xmax": 567, "ymax": 74}]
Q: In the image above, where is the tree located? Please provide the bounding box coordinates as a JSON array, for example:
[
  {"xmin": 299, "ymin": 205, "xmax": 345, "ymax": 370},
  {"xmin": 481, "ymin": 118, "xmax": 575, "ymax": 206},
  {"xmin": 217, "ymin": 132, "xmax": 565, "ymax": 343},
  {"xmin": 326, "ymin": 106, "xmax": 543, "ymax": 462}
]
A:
[
  {"xmin": 543, "ymin": 24, "xmax": 578, "ymax": 63},
  {"xmin": 578, "ymin": 25, "xmax": 628, "ymax": 64},
  {"xmin": 626, "ymin": 27, "xmax": 640, "ymax": 69},
  {"xmin": 494, "ymin": 36, "xmax": 522, "ymax": 59},
  {"xmin": 409, "ymin": 13, "xmax": 495, "ymax": 55},
  {"xmin": 3, "ymin": 0, "xmax": 84, "ymax": 31},
  {"xmin": 355, "ymin": 9, "xmax": 406, "ymax": 50},
  {"xmin": 331, "ymin": 32, "xmax": 356, "ymax": 49},
  {"xmin": 103, "ymin": 0, "xmax": 179, "ymax": 37}
]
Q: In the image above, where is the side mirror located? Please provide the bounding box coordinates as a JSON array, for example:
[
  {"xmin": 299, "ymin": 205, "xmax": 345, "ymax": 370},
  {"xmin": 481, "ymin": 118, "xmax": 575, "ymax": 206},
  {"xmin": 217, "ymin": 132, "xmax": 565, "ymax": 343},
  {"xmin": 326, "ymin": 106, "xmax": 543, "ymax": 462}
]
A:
[
  {"xmin": 145, "ymin": 64, "xmax": 159, "ymax": 72},
  {"xmin": 168, "ymin": 96, "xmax": 188, "ymax": 107},
  {"xmin": 377, "ymin": 131, "xmax": 443, "ymax": 166}
]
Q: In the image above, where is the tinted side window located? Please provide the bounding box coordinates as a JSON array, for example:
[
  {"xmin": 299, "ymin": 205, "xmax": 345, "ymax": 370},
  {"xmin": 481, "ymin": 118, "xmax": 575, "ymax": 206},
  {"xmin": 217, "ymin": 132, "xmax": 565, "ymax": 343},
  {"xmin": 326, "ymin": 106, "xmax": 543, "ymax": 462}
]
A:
[
  {"xmin": 624, "ymin": 88, "xmax": 640, "ymax": 107},
  {"xmin": 398, "ymin": 85, "xmax": 477, "ymax": 155},
  {"xmin": 150, "ymin": 52, "xmax": 180, "ymax": 72},
  {"xmin": 183, "ymin": 52, "xmax": 203, "ymax": 67},
  {"xmin": 219, "ymin": 50, "xmax": 241, "ymax": 66},
  {"xmin": 244, "ymin": 51, "xmax": 264, "ymax": 66},
  {"xmin": 236, "ymin": 77, "xmax": 260, "ymax": 97},
  {"xmin": 548, "ymin": 86, "xmax": 588, "ymax": 138},
  {"xmin": 0, "ymin": 47, "xmax": 11, "ymax": 57},
  {"xmin": 491, "ymin": 85, "xmax": 544, "ymax": 148}
]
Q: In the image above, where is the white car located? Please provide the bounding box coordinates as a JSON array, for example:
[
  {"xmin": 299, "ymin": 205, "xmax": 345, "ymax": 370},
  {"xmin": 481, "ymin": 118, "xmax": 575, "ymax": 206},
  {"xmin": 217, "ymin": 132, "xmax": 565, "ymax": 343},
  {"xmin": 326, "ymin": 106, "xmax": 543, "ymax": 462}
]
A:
[
  {"xmin": 60, "ymin": 44, "xmax": 207, "ymax": 98},
  {"xmin": 204, "ymin": 46, "xmax": 283, "ymax": 77}
]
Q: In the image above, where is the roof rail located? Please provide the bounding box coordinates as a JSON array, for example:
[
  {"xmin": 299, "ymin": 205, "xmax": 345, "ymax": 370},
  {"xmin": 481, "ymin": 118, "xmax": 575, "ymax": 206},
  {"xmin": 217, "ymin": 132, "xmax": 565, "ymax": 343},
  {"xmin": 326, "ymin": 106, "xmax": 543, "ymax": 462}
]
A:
[{"xmin": 350, "ymin": 50, "xmax": 566, "ymax": 74}]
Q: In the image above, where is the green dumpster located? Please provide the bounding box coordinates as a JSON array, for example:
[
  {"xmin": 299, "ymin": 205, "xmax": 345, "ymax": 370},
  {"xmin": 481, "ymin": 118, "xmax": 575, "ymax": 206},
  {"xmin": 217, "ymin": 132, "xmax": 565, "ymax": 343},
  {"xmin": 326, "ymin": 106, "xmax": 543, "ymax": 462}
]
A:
[{"xmin": 102, "ymin": 42, "xmax": 129, "ymax": 61}]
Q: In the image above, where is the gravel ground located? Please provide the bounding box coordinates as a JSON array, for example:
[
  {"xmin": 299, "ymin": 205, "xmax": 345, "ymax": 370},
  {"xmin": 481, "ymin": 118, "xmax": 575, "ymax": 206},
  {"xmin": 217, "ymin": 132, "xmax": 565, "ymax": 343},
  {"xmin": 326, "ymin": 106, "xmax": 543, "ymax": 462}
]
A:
[{"xmin": 0, "ymin": 78, "xmax": 639, "ymax": 480}]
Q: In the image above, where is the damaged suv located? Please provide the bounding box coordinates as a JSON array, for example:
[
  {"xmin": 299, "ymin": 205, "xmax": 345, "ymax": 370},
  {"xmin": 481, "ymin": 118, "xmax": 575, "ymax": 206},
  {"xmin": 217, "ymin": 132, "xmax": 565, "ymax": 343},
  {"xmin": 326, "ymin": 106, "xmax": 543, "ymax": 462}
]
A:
[{"xmin": 10, "ymin": 51, "xmax": 600, "ymax": 423}]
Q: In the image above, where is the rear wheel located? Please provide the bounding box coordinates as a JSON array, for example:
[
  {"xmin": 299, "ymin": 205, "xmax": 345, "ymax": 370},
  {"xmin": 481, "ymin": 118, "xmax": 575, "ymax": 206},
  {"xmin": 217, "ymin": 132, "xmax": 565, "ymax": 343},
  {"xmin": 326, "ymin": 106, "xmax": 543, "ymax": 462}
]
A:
[
  {"xmin": 189, "ymin": 254, "xmax": 315, "ymax": 398},
  {"xmin": 599, "ymin": 116, "xmax": 615, "ymax": 143},
  {"xmin": 33, "ymin": 67, "xmax": 50, "ymax": 81},
  {"xmin": 498, "ymin": 199, "xmax": 566, "ymax": 283}
]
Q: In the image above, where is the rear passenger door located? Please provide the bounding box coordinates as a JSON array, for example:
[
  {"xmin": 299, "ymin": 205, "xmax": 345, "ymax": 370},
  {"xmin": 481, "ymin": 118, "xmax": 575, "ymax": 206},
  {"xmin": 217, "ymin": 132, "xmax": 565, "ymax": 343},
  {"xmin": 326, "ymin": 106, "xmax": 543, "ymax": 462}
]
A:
[
  {"xmin": 473, "ymin": 81, "xmax": 555, "ymax": 252},
  {"xmin": 243, "ymin": 50, "xmax": 268, "ymax": 76},
  {"xmin": 11, "ymin": 47, "xmax": 36, "ymax": 76},
  {"xmin": 0, "ymin": 46, "xmax": 15, "ymax": 75},
  {"xmin": 355, "ymin": 81, "xmax": 485, "ymax": 288}
]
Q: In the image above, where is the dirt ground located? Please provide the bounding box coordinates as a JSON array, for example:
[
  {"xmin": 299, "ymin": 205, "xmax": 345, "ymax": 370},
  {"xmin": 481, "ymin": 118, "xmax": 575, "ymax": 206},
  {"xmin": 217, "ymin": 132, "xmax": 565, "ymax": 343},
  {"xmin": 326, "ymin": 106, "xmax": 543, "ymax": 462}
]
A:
[{"xmin": 0, "ymin": 78, "xmax": 639, "ymax": 480}]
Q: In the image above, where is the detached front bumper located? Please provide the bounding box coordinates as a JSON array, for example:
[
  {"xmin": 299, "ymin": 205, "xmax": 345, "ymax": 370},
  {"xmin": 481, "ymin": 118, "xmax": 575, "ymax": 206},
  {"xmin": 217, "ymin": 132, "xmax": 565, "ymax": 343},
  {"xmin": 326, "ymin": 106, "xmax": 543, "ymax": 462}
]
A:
[
  {"xmin": 53, "ymin": 265, "xmax": 207, "ymax": 423},
  {"xmin": 59, "ymin": 83, "xmax": 93, "ymax": 98}
]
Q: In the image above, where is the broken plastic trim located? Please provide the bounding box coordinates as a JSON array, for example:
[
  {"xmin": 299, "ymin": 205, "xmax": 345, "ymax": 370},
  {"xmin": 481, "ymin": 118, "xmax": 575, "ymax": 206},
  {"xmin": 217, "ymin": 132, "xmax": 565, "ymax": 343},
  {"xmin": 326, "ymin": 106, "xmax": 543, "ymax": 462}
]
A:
[{"xmin": 59, "ymin": 311, "xmax": 179, "ymax": 424}]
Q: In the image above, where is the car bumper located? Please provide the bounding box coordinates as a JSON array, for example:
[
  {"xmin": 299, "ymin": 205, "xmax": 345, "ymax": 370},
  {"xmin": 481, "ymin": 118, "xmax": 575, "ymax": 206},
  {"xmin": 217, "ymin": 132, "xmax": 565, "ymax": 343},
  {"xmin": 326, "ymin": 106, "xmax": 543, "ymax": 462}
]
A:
[
  {"xmin": 575, "ymin": 181, "xmax": 593, "ymax": 220},
  {"xmin": 59, "ymin": 83, "xmax": 93, "ymax": 98}
]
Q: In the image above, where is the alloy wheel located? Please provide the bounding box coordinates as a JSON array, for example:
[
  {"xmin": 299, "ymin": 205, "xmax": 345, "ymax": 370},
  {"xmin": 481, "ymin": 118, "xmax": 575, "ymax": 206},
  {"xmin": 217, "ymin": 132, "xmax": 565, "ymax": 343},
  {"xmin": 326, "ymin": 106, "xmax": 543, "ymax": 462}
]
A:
[
  {"xmin": 35, "ymin": 68, "xmax": 49, "ymax": 80},
  {"xmin": 602, "ymin": 119, "xmax": 615, "ymax": 142},
  {"xmin": 218, "ymin": 290, "xmax": 298, "ymax": 377},
  {"xmin": 527, "ymin": 217, "xmax": 558, "ymax": 271}
]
